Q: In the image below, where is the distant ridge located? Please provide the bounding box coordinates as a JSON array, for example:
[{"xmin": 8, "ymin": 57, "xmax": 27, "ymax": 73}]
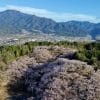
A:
[{"xmin": 0, "ymin": 10, "xmax": 100, "ymax": 39}]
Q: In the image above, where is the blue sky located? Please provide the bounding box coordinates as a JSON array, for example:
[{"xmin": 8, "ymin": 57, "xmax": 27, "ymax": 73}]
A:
[{"xmin": 0, "ymin": 0, "xmax": 100, "ymax": 22}]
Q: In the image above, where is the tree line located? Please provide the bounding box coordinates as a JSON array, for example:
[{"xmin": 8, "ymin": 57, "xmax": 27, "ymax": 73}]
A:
[{"xmin": 0, "ymin": 41, "xmax": 99, "ymax": 70}]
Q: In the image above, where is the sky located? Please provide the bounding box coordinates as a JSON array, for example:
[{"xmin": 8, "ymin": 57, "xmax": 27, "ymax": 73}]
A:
[{"xmin": 0, "ymin": 0, "xmax": 100, "ymax": 23}]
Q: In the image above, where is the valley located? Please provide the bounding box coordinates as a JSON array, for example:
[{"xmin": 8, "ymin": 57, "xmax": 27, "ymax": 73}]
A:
[{"xmin": 0, "ymin": 33, "xmax": 93, "ymax": 46}]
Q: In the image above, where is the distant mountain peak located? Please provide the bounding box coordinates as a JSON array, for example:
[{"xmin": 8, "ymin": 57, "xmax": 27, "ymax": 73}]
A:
[
  {"xmin": 0, "ymin": 9, "xmax": 21, "ymax": 14},
  {"xmin": 0, "ymin": 10, "xmax": 99, "ymax": 39}
]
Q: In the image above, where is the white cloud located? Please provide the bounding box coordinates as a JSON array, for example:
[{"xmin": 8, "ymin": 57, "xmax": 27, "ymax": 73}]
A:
[{"xmin": 0, "ymin": 5, "xmax": 100, "ymax": 23}]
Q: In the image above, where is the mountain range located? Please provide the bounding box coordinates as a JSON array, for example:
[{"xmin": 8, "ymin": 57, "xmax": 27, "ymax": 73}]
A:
[{"xmin": 0, "ymin": 10, "xmax": 100, "ymax": 40}]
